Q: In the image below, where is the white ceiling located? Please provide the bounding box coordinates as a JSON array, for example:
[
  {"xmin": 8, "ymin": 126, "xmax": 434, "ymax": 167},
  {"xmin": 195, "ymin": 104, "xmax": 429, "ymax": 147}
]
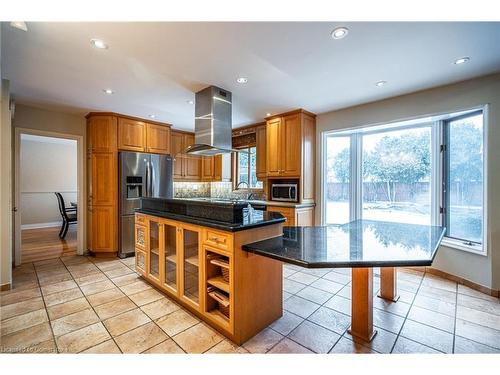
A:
[{"xmin": 2, "ymin": 22, "xmax": 500, "ymax": 130}]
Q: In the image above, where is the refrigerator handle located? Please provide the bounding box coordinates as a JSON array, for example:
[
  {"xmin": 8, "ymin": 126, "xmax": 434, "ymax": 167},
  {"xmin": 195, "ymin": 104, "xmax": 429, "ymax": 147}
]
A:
[
  {"xmin": 145, "ymin": 160, "xmax": 150, "ymax": 197},
  {"xmin": 151, "ymin": 161, "xmax": 155, "ymax": 197}
]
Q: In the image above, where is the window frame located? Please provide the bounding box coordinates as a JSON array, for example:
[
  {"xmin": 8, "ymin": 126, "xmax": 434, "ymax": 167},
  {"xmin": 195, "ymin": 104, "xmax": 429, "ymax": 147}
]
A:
[
  {"xmin": 233, "ymin": 145, "xmax": 263, "ymax": 191},
  {"xmin": 440, "ymin": 109, "xmax": 487, "ymax": 255},
  {"xmin": 321, "ymin": 105, "xmax": 488, "ymax": 256}
]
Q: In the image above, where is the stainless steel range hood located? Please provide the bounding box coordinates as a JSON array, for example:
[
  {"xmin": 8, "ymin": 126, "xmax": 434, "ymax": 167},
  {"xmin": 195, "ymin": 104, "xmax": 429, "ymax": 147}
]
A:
[{"xmin": 183, "ymin": 85, "xmax": 241, "ymax": 156}]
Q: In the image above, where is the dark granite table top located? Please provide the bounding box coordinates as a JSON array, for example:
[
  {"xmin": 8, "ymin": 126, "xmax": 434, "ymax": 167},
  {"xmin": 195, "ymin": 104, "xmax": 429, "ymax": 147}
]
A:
[
  {"xmin": 135, "ymin": 208, "xmax": 286, "ymax": 232},
  {"xmin": 242, "ymin": 220, "xmax": 446, "ymax": 268}
]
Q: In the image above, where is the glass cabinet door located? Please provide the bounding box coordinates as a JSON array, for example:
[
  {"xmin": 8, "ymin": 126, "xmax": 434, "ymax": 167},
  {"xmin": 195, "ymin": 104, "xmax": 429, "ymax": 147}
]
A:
[
  {"xmin": 163, "ymin": 224, "xmax": 178, "ymax": 292},
  {"xmin": 182, "ymin": 228, "xmax": 200, "ymax": 305},
  {"xmin": 148, "ymin": 221, "xmax": 160, "ymax": 280}
]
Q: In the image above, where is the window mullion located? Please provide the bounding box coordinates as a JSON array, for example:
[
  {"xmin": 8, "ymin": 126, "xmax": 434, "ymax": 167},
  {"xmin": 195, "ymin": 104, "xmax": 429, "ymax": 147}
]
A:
[
  {"xmin": 350, "ymin": 133, "xmax": 362, "ymax": 221},
  {"xmin": 431, "ymin": 121, "xmax": 443, "ymax": 226}
]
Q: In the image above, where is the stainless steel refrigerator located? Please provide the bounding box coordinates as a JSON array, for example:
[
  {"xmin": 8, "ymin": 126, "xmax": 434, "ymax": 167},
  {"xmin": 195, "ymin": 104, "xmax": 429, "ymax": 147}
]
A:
[{"xmin": 119, "ymin": 151, "xmax": 173, "ymax": 258}]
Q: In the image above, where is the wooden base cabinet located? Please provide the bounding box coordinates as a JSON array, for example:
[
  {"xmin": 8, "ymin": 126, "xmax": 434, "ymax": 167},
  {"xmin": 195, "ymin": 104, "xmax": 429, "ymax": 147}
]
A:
[
  {"xmin": 135, "ymin": 213, "xmax": 283, "ymax": 345},
  {"xmin": 267, "ymin": 206, "xmax": 315, "ymax": 227}
]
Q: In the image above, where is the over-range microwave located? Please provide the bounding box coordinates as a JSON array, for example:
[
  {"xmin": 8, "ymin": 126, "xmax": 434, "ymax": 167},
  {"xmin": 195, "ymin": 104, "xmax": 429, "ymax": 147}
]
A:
[{"xmin": 270, "ymin": 183, "xmax": 298, "ymax": 202}]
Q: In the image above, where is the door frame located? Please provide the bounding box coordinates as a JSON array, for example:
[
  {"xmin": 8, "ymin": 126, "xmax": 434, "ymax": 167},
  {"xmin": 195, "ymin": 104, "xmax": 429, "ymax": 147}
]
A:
[{"xmin": 14, "ymin": 127, "xmax": 85, "ymax": 265}]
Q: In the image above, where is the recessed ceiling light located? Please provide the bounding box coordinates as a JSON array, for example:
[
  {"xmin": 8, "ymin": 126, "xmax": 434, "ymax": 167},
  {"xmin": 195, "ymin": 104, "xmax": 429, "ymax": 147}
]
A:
[
  {"xmin": 454, "ymin": 57, "xmax": 470, "ymax": 65},
  {"xmin": 91, "ymin": 38, "xmax": 108, "ymax": 49},
  {"xmin": 236, "ymin": 77, "xmax": 248, "ymax": 84},
  {"xmin": 187, "ymin": 100, "xmax": 194, "ymax": 105},
  {"xmin": 149, "ymin": 114, "xmax": 156, "ymax": 119},
  {"xmin": 331, "ymin": 27, "xmax": 348, "ymax": 40},
  {"xmin": 10, "ymin": 21, "xmax": 28, "ymax": 32},
  {"xmin": 375, "ymin": 81, "xmax": 387, "ymax": 87},
  {"xmin": 103, "ymin": 89, "xmax": 114, "ymax": 95},
  {"xmin": 266, "ymin": 113, "xmax": 271, "ymax": 117}
]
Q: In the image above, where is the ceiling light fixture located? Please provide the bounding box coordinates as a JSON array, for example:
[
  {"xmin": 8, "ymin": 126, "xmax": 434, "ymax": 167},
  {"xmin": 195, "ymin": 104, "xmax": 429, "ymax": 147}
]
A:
[
  {"xmin": 10, "ymin": 21, "xmax": 28, "ymax": 32},
  {"xmin": 375, "ymin": 81, "xmax": 387, "ymax": 87},
  {"xmin": 331, "ymin": 27, "xmax": 348, "ymax": 40},
  {"xmin": 187, "ymin": 100, "xmax": 194, "ymax": 105},
  {"xmin": 454, "ymin": 57, "xmax": 470, "ymax": 65},
  {"xmin": 91, "ymin": 38, "xmax": 108, "ymax": 49},
  {"xmin": 103, "ymin": 89, "xmax": 114, "ymax": 95},
  {"xmin": 149, "ymin": 114, "xmax": 156, "ymax": 119},
  {"xmin": 266, "ymin": 113, "xmax": 271, "ymax": 117},
  {"xmin": 236, "ymin": 77, "xmax": 248, "ymax": 84}
]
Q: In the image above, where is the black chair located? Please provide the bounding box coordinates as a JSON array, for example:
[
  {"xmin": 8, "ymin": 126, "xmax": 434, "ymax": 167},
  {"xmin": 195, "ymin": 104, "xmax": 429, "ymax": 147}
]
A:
[{"xmin": 55, "ymin": 192, "xmax": 77, "ymax": 239}]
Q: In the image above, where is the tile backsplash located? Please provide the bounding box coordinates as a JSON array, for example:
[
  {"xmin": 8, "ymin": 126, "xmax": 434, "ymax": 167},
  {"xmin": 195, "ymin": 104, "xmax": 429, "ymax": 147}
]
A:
[
  {"xmin": 173, "ymin": 182, "xmax": 210, "ymax": 198},
  {"xmin": 174, "ymin": 181, "xmax": 266, "ymax": 200}
]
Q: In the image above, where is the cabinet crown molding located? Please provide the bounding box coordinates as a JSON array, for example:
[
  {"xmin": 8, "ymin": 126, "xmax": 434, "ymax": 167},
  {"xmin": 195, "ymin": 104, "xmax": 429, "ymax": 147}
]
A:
[
  {"xmin": 85, "ymin": 111, "xmax": 172, "ymax": 128},
  {"xmin": 264, "ymin": 108, "xmax": 316, "ymax": 121}
]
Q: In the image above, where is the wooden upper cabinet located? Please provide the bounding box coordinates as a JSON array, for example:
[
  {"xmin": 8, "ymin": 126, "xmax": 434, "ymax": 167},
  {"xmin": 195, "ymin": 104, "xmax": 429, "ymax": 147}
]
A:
[
  {"xmin": 170, "ymin": 131, "xmax": 202, "ymax": 181},
  {"xmin": 213, "ymin": 154, "xmax": 231, "ymax": 181},
  {"xmin": 146, "ymin": 123, "xmax": 171, "ymax": 154},
  {"xmin": 118, "ymin": 118, "xmax": 146, "ymax": 152},
  {"xmin": 202, "ymin": 156, "xmax": 214, "ymax": 180},
  {"xmin": 266, "ymin": 117, "xmax": 281, "ymax": 177},
  {"xmin": 88, "ymin": 115, "xmax": 117, "ymax": 152},
  {"xmin": 183, "ymin": 134, "xmax": 201, "ymax": 180},
  {"xmin": 91, "ymin": 152, "xmax": 117, "ymax": 206},
  {"xmin": 256, "ymin": 125, "xmax": 267, "ymax": 179},
  {"xmin": 264, "ymin": 110, "xmax": 316, "ymax": 203},
  {"xmin": 281, "ymin": 114, "xmax": 301, "ymax": 177},
  {"xmin": 171, "ymin": 131, "xmax": 185, "ymax": 179}
]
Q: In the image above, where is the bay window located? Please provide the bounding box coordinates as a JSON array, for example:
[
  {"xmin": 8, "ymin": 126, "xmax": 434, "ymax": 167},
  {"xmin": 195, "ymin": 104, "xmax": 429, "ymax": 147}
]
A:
[{"xmin": 323, "ymin": 108, "xmax": 486, "ymax": 254}]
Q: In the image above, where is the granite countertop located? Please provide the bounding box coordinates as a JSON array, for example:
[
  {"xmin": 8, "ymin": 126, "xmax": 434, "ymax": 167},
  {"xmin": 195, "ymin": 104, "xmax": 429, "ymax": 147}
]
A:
[
  {"xmin": 242, "ymin": 220, "xmax": 446, "ymax": 268},
  {"xmin": 246, "ymin": 200, "xmax": 315, "ymax": 208},
  {"xmin": 136, "ymin": 208, "xmax": 286, "ymax": 232},
  {"xmin": 174, "ymin": 197, "xmax": 315, "ymax": 209}
]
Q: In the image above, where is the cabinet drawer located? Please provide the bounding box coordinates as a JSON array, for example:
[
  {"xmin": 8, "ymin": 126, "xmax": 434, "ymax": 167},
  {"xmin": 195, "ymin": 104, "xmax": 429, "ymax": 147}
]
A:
[
  {"xmin": 267, "ymin": 206, "xmax": 295, "ymax": 226},
  {"xmin": 135, "ymin": 214, "xmax": 147, "ymax": 226},
  {"xmin": 204, "ymin": 229, "xmax": 232, "ymax": 252}
]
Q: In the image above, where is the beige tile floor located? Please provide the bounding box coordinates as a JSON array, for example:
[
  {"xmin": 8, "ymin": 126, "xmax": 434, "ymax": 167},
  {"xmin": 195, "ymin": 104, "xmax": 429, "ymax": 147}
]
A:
[{"xmin": 1, "ymin": 255, "xmax": 499, "ymax": 354}]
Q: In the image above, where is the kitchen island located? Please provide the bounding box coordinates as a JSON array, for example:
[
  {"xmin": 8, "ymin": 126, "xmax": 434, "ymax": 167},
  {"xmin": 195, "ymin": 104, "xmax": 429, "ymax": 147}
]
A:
[
  {"xmin": 243, "ymin": 221, "xmax": 446, "ymax": 342},
  {"xmin": 134, "ymin": 197, "xmax": 286, "ymax": 345}
]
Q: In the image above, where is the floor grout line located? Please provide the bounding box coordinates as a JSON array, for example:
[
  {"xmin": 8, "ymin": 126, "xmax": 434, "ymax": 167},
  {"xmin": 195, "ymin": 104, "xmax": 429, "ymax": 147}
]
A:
[
  {"xmin": 388, "ymin": 269, "xmax": 426, "ymax": 353},
  {"xmin": 60, "ymin": 257, "xmax": 124, "ymax": 353},
  {"xmin": 101, "ymin": 257, "xmax": 189, "ymax": 353},
  {"xmin": 452, "ymin": 282, "xmax": 459, "ymax": 353},
  {"xmin": 4, "ymin": 261, "xmax": 498, "ymax": 354},
  {"xmin": 32, "ymin": 261, "xmax": 60, "ymax": 354}
]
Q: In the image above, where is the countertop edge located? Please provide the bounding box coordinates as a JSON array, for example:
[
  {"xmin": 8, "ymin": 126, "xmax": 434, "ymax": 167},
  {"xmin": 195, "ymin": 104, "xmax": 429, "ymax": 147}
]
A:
[
  {"xmin": 135, "ymin": 208, "xmax": 286, "ymax": 232},
  {"xmin": 242, "ymin": 246, "xmax": 435, "ymax": 269}
]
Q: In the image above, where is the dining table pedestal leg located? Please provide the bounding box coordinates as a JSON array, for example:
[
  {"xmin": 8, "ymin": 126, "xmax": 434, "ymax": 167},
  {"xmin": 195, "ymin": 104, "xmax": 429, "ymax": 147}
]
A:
[
  {"xmin": 348, "ymin": 267, "xmax": 377, "ymax": 342},
  {"xmin": 378, "ymin": 267, "xmax": 400, "ymax": 302}
]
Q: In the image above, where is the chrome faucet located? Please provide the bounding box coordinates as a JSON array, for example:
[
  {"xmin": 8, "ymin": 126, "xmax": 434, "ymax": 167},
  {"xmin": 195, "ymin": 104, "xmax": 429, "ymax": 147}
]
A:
[
  {"xmin": 236, "ymin": 181, "xmax": 249, "ymax": 189},
  {"xmin": 236, "ymin": 181, "xmax": 254, "ymax": 200}
]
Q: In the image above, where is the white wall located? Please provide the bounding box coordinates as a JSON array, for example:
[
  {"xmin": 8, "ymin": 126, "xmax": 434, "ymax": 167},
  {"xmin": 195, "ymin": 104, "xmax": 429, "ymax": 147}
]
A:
[
  {"xmin": 20, "ymin": 136, "xmax": 77, "ymax": 227},
  {"xmin": 13, "ymin": 104, "xmax": 87, "ymax": 257},
  {"xmin": 316, "ymin": 73, "xmax": 500, "ymax": 290}
]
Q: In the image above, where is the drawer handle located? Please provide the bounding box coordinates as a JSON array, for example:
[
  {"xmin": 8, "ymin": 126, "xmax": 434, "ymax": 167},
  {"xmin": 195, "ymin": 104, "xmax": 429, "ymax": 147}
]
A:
[{"xmin": 209, "ymin": 236, "xmax": 225, "ymax": 244}]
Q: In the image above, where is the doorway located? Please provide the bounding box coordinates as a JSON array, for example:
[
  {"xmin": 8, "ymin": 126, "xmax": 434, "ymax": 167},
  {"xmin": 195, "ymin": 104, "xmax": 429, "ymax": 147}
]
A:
[{"xmin": 14, "ymin": 128, "xmax": 84, "ymax": 265}]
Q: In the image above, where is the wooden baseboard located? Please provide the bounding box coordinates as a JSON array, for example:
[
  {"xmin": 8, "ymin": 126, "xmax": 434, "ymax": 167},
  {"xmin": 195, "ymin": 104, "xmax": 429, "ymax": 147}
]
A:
[
  {"xmin": 403, "ymin": 266, "xmax": 499, "ymax": 298},
  {"xmin": 1, "ymin": 283, "xmax": 12, "ymax": 292}
]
